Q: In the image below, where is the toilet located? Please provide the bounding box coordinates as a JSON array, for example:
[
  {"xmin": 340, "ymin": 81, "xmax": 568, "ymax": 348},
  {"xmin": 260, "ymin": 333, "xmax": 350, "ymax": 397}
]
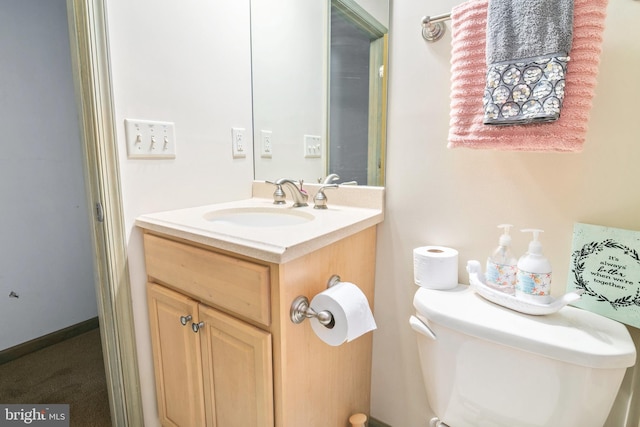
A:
[{"xmin": 410, "ymin": 285, "xmax": 636, "ymax": 427}]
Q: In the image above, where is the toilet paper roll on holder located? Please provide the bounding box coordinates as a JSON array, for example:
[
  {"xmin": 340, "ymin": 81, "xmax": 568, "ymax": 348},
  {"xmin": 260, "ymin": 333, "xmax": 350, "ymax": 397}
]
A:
[{"xmin": 290, "ymin": 275, "xmax": 341, "ymax": 328}]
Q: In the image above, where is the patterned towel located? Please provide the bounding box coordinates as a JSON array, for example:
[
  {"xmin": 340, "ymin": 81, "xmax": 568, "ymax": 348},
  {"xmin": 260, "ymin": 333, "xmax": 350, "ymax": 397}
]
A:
[
  {"xmin": 484, "ymin": 0, "xmax": 574, "ymax": 125},
  {"xmin": 448, "ymin": 0, "xmax": 608, "ymax": 152}
]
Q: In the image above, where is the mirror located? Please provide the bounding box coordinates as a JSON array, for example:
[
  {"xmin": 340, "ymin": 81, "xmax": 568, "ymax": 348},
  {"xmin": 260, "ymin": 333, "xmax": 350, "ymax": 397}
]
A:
[{"xmin": 251, "ymin": 0, "xmax": 389, "ymax": 186}]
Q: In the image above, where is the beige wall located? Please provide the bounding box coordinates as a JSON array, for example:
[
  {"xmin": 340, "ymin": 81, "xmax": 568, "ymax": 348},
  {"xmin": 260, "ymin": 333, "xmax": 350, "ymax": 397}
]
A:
[{"xmin": 372, "ymin": 0, "xmax": 640, "ymax": 425}]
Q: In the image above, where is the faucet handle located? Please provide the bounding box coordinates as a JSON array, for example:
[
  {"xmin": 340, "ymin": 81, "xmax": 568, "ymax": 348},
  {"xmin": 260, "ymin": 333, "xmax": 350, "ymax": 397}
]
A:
[
  {"xmin": 313, "ymin": 184, "xmax": 338, "ymax": 209},
  {"xmin": 266, "ymin": 180, "xmax": 287, "ymax": 205},
  {"xmin": 322, "ymin": 173, "xmax": 340, "ymax": 184}
]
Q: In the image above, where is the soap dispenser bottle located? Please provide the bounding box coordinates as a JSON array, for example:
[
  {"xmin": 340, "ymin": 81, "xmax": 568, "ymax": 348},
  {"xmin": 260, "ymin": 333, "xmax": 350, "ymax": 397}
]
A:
[
  {"xmin": 516, "ymin": 229, "xmax": 552, "ymax": 303},
  {"xmin": 486, "ymin": 224, "xmax": 518, "ymax": 294}
]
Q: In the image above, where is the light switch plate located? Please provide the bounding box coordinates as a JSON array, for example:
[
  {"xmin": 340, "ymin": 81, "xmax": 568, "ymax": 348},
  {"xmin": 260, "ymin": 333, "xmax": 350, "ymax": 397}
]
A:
[
  {"xmin": 124, "ymin": 119, "xmax": 176, "ymax": 159},
  {"xmin": 303, "ymin": 134, "xmax": 322, "ymax": 158}
]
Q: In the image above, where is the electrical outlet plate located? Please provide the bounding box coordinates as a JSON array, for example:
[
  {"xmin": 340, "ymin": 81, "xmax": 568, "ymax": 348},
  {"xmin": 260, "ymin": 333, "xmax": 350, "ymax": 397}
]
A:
[
  {"xmin": 261, "ymin": 130, "xmax": 273, "ymax": 158},
  {"xmin": 303, "ymin": 134, "xmax": 322, "ymax": 158},
  {"xmin": 124, "ymin": 119, "xmax": 176, "ymax": 159},
  {"xmin": 232, "ymin": 127, "xmax": 247, "ymax": 158}
]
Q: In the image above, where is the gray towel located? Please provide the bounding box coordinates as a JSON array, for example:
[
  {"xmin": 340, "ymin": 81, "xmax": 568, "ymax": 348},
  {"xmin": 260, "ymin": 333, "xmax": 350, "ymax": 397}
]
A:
[{"xmin": 483, "ymin": 0, "xmax": 574, "ymax": 126}]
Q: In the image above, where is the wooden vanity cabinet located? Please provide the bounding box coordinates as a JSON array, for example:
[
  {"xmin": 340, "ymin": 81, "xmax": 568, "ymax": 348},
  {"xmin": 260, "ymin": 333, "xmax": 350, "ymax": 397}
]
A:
[{"xmin": 143, "ymin": 226, "xmax": 377, "ymax": 427}]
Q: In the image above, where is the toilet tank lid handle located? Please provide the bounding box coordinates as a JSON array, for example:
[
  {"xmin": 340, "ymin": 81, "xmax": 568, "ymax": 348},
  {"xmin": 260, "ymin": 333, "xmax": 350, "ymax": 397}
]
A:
[{"xmin": 410, "ymin": 315, "xmax": 437, "ymax": 340}]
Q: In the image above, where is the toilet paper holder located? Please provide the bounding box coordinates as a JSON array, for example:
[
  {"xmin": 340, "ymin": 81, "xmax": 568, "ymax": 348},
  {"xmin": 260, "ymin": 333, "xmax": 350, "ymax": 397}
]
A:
[{"xmin": 290, "ymin": 274, "xmax": 341, "ymax": 328}]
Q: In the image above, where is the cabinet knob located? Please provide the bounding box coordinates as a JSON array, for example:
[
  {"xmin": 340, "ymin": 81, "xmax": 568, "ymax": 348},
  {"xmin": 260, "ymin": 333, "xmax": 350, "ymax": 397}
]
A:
[
  {"xmin": 192, "ymin": 321, "xmax": 205, "ymax": 333},
  {"xmin": 179, "ymin": 315, "xmax": 192, "ymax": 326}
]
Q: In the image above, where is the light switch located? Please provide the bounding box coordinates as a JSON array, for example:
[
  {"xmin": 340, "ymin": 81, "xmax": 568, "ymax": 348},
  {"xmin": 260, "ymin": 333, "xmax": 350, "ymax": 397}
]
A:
[
  {"xmin": 303, "ymin": 134, "xmax": 322, "ymax": 158},
  {"xmin": 125, "ymin": 119, "xmax": 176, "ymax": 159}
]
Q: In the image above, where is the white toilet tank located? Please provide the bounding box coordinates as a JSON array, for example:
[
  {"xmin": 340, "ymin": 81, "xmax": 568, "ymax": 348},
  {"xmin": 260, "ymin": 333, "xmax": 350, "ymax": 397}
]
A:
[{"xmin": 411, "ymin": 285, "xmax": 636, "ymax": 427}]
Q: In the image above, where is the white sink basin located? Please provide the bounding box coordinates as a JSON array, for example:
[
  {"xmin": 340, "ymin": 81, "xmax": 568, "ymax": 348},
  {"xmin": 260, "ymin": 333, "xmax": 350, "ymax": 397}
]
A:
[{"xmin": 203, "ymin": 207, "xmax": 314, "ymax": 227}]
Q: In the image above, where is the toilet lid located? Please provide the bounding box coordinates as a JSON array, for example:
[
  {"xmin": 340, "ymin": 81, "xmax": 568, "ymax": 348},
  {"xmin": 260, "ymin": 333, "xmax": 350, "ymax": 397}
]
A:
[{"xmin": 413, "ymin": 285, "xmax": 637, "ymax": 369}]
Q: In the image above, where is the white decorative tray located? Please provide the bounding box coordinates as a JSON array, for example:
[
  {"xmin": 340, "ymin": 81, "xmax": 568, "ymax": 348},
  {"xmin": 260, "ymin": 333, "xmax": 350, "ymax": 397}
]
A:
[{"xmin": 466, "ymin": 260, "xmax": 584, "ymax": 315}]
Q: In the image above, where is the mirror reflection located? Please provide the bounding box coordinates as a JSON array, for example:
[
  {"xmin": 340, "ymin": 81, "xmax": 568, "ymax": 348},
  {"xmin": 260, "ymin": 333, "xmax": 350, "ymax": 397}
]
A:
[{"xmin": 251, "ymin": 0, "xmax": 389, "ymax": 186}]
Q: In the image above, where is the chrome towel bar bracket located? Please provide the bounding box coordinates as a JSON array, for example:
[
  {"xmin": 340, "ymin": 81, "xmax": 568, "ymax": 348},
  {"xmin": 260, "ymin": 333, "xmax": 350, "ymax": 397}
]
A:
[{"xmin": 422, "ymin": 13, "xmax": 450, "ymax": 42}]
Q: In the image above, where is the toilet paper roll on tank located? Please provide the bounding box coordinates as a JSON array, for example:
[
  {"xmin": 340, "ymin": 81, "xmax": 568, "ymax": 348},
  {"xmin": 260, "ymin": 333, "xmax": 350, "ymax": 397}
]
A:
[{"xmin": 413, "ymin": 246, "xmax": 459, "ymax": 290}]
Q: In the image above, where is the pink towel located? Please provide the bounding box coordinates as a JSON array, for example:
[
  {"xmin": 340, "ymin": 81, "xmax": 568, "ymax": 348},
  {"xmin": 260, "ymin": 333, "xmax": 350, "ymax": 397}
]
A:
[{"xmin": 448, "ymin": 0, "xmax": 609, "ymax": 152}]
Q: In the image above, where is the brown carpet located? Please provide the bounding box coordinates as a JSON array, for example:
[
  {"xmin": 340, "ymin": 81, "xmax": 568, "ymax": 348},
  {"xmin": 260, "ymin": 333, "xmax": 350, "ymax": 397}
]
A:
[{"xmin": 0, "ymin": 328, "xmax": 112, "ymax": 427}]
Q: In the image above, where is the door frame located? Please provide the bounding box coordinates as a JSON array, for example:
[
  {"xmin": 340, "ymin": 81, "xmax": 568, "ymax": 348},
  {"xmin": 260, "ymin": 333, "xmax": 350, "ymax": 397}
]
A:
[{"xmin": 66, "ymin": 0, "xmax": 143, "ymax": 425}]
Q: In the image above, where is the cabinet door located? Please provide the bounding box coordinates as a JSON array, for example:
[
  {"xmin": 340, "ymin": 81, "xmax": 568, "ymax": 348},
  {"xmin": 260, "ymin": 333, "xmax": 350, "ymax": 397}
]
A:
[
  {"xmin": 198, "ymin": 304, "xmax": 274, "ymax": 427},
  {"xmin": 147, "ymin": 283, "xmax": 206, "ymax": 427}
]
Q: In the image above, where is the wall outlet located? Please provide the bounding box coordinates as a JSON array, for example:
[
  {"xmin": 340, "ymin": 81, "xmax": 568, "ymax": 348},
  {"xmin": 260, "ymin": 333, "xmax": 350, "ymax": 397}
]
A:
[
  {"xmin": 303, "ymin": 134, "xmax": 322, "ymax": 158},
  {"xmin": 124, "ymin": 119, "xmax": 176, "ymax": 159},
  {"xmin": 260, "ymin": 130, "xmax": 273, "ymax": 158},
  {"xmin": 231, "ymin": 127, "xmax": 247, "ymax": 158}
]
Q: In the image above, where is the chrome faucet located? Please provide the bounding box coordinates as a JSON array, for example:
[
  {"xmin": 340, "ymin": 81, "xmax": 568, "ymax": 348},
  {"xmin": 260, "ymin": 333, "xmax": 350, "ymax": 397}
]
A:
[{"xmin": 273, "ymin": 178, "xmax": 309, "ymax": 207}]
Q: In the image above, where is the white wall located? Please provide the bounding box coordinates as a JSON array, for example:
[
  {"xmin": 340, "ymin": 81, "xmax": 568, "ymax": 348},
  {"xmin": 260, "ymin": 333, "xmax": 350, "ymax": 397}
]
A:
[
  {"xmin": 0, "ymin": 0, "xmax": 97, "ymax": 351},
  {"xmin": 105, "ymin": 0, "xmax": 640, "ymax": 425},
  {"xmin": 371, "ymin": 0, "xmax": 640, "ymax": 425},
  {"xmin": 104, "ymin": 0, "xmax": 253, "ymax": 424}
]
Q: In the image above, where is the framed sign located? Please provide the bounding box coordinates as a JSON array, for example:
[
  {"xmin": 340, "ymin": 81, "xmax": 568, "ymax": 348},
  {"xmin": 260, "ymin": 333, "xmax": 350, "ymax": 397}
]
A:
[{"xmin": 568, "ymin": 223, "xmax": 640, "ymax": 328}]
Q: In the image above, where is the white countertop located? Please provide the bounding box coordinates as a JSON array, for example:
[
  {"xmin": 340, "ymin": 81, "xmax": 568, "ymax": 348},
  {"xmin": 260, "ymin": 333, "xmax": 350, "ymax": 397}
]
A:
[{"xmin": 135, "ymin": 184, "xmax": 384, "ymax": 263}]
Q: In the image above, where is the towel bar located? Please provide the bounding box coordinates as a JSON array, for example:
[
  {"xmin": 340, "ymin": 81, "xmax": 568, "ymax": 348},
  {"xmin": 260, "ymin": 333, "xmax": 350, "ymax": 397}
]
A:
[
  {"xmin": 423, "ymin": 0, "xmax": 636, "ymax": 42},
  {"xmin": 422, "ymin": 13, "xmax": 451, "ymax": 42}
]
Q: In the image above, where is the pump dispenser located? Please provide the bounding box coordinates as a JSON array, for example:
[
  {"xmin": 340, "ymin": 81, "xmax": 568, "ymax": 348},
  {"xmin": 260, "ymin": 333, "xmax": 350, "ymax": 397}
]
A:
[
  {"xmin": 486, "ymin": 224, "xmax": 518, "ymax": 293},
  {"xmin": 516, "ymin": 229, "xmax": 552, "ymax": 303}
]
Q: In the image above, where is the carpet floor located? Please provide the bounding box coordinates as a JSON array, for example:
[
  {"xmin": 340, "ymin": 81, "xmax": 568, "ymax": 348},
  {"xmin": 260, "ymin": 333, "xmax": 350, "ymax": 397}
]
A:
[{"xmin": 0, "ymin": 328, "xmax": 112, "ymax": 426}]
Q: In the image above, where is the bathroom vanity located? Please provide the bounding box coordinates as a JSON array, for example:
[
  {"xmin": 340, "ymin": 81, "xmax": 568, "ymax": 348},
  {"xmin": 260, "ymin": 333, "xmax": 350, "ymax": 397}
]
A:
[{"xmin": 137, "ymin": 183, "xmax": 384, "ymax": 427}]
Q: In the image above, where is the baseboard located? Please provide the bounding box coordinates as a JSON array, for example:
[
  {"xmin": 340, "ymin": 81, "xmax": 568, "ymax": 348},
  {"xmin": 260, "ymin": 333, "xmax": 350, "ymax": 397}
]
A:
[
  {"xmin": 369, "ymin": 417, "xmax": 392, "ymax": 427},
  {"xmin": 0, "ymin": 317, "xmax": 100, "ymax": 365}
]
